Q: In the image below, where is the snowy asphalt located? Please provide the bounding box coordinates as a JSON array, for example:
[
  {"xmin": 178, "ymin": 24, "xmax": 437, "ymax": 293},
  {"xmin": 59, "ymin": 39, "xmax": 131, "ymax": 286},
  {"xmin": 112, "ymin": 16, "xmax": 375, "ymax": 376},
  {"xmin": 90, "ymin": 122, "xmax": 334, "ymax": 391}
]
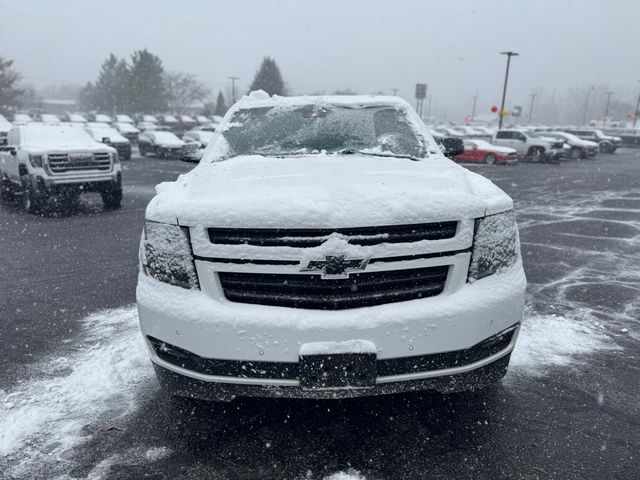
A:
[{"xmin": 0, "ymin": 151, "xmax": 639, "ymax": 479}]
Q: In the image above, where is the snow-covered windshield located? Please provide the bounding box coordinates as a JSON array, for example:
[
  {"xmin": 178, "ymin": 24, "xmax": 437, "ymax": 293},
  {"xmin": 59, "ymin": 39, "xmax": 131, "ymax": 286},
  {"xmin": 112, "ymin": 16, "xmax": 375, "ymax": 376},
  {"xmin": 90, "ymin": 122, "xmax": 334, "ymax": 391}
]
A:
[
  {"xmin": 151, "ymin": 131, "xmax": 181, "ymax": 143},
  {"xmin": 223, "ymin": 104, "xmax": 425, "ymax": 158},
  {"xmin": 22, "ymin": 125, "xmax": 96, "ymax": 146}
]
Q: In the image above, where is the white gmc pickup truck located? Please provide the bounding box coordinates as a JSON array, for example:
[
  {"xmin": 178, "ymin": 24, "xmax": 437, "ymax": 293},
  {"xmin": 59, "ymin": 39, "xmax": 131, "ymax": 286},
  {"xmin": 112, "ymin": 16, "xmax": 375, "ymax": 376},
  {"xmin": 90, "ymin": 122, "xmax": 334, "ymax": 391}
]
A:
[
  {"xmin": 0, "ymin": 124, "xmax": 122, "ymax": 212},
  {"xmin": 137, "ymin": 92, "xmax": 527, "ymax": 403}
]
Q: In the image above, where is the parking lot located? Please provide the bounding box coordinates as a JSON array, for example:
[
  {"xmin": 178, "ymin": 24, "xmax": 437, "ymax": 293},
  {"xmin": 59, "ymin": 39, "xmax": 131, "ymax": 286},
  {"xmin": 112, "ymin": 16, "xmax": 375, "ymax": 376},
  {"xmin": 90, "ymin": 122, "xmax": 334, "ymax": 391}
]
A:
[{"xmin": 1, "ymin": 149, "xmax": 639, "ymax": 479}]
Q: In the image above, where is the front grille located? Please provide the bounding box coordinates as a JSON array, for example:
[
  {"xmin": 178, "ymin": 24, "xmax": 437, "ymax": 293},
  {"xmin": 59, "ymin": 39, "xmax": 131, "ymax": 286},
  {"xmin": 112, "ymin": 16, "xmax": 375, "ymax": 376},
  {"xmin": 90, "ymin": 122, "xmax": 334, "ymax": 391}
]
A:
[
  {"xmin": 218, "ymin": 265, "xmax": 449, "ymax": 310},
  {"xmin": 48, "ymin": 152, "xmax": 111, "ymax": 173},
  {"xmin": 209, "ymin": 222, "xmax": 457, "ymax": 247}
]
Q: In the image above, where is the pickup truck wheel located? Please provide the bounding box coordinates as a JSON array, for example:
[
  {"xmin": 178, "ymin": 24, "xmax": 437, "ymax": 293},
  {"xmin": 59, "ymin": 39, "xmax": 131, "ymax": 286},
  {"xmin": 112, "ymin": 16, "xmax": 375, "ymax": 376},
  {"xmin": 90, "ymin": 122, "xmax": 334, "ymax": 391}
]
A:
[
  {"xmin": 600, "ymin": 141, "xmax": 613, "ymax": 153},
  {"xmin": 484, "ymin": 153, "xmax": 497, "ymax": 165},
  {"xmin": 0, "ymin": 175, "xmax": 14, "ymax": 201},
  {"xmin": 139, "ymin": 145, "xmax": 147, "ymax": 157},
  {"xmin": 570, "ymin": 147, "xmax": 582, "ymax": 159},
  {"xmin": 21, "ymin": 185, "xmax": 45, "ymax": 214},
  {"xmin": 101, "ymin": 186, "xmax": 122, "ymax": 210},
  {"xmin": 527, "ymin": 147, "xmax": 544, "ymax": 163}
]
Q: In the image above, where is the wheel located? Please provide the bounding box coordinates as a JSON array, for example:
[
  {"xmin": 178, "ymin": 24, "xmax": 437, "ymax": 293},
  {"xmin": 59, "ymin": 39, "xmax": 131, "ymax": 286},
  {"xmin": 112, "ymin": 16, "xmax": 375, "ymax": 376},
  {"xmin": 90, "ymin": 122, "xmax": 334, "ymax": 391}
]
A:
[
  {"xmin": 570, "ymin": 147, "xmax": 582, "ymax": 159},
  {"xmin": 527, "ymin": 147, "xmax": 544, "ymax": 163},
  {"xmin": 139, "ymin": 144, "xmax": 147, "ymax": 157},
  {"xmin": 101, "ymin": 185, "xmax": 122, "ymax": 210},
  {"xmin": 600, "ymin": 141, "xmax": 612, "ymax": 153},
  {"xmin": 0, "ymin": 174, "xmax": 14, "ymax": 201},
  {"xmin": 21, "ymin": 184, "xmax": 45, "ymax": 214},
  {"xmin": 484, "ymin": 153, "xmax": 497, "ymax": 165}
]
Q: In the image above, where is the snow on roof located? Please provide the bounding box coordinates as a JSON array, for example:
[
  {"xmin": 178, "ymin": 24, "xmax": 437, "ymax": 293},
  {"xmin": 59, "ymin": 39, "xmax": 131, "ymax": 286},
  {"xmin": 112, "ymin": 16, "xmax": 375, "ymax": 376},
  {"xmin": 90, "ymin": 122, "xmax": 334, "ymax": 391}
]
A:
[{"xmin": 235, "ymin": 90, "xmax": 412, "ymax": 110}]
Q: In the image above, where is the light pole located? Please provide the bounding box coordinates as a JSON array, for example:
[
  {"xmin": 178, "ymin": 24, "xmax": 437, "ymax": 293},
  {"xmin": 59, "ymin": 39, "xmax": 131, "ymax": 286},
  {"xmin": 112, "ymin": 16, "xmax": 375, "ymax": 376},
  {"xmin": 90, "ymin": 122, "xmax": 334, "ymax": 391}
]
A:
[
  {"xmin": 528, "ymin": 92, "xmax": 537, "ymax": 124},
  {"xmin": 582, "ymin": 86, "xmax": 594, "ymax": 126},
  {"xmin": 603, "ymin": 91, "xmax": 614, "ymax": 125},
  {"xmin": 391, "ymin": 88, "xmax": 399, "ymax": 96},
  {"xmin": 498, "ymin": 51, "xmax": 519, "ymax": 130},
  {"xmin": 471, "ymin": 93, "xmax": 478, "ymax": 122},
  {"xmin": 633, "ymin": 81, "xmax": 640, "ymax": 129},
  {"xmin": 228, "ymin": 76, "xmax": 239, "ymax": 104}
]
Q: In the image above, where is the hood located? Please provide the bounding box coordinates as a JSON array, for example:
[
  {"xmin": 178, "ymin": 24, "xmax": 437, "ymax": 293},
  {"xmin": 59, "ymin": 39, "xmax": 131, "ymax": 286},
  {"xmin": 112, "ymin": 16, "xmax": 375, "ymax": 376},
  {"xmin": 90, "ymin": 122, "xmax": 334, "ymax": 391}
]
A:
[
  {"xmin": 146, "ymin": 154, "xmax": 513, "ymax": 227},
  {"xmin": 23, "ymin": 143, "xmax": 115, "ymax": 155},
  {"xmin": 157, "ymin": 141, "xmax": 184, "ymax": 148}
]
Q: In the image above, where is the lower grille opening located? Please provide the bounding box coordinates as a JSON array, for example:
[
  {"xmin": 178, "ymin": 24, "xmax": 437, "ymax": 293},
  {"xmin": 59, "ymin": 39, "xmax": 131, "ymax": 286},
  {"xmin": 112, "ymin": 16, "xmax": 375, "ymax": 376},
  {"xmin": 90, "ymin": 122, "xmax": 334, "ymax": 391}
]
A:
[{"xmin": 218, "ymin": 266, "xmax": 449, "ymax": 310}]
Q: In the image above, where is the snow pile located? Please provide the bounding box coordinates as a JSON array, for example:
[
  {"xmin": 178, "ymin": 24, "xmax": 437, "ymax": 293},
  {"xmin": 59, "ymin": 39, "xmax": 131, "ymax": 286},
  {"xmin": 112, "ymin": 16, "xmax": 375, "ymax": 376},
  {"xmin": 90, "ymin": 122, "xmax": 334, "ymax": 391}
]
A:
[
  {"xmin": 0, "ymin": 306, "xmax": 153, "ymax": 477},
  {"xmin": 511, "ymin": 311, "xmax": 617, "ymax": 373}
]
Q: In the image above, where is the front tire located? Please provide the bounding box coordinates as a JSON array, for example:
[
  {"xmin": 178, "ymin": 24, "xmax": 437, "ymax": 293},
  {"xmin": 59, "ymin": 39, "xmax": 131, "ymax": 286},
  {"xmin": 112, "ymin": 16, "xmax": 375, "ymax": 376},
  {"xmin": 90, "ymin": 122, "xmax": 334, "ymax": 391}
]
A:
[
  {"xmin": 101, "ymin": 184, "xmax": 122, "ymax": 210},
  {"xmin": 21, "ymin": 184, "xmax": 46, "ymax": 214},
  {"xmin": 570, "ymin": 147, "xmax": 582, "ymax": 159},
  {"xmin": 0, "ymin": 174, "xmax": 14, "ymax": 201},
  {"xmin": 527, "ymin": 147, "xmax": 544, "ymax": 163},
  {"xmin": 484, "ymin": 153, "xmax": 497, "ymax": 165}
]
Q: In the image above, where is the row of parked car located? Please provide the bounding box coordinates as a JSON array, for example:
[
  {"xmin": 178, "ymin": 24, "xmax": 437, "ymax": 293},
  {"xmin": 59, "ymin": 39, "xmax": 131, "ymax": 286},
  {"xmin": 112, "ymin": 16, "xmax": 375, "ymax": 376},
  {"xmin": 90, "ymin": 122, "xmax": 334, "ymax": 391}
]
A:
[
  {"xmin": 0, "ymin": 111, "xmax": 220, "ymax": 163},
  {"xmin": 432, "ymin": 124, "xmax": 622, "ymax": 165}
]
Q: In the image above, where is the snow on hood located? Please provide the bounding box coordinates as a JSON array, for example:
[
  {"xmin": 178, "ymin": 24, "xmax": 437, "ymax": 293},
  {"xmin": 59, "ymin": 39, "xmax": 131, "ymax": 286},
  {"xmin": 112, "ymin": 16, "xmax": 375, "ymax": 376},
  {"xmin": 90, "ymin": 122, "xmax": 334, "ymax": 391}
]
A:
[
  {"xmin": 146, "ymin": 153, "xmax": 512, "ymax": 227},
  {"xmin": 20, "ymin": 124, "xmax": 114, "ymax": 153}
]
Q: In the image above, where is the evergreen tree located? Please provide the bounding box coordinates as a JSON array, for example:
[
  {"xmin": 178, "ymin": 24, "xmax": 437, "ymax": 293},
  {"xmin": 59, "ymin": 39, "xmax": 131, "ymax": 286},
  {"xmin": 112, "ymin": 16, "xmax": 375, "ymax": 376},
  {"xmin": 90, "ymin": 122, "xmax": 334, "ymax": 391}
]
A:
[
  {"xmin": 113, "ymin": 59, "xmax": 132, "ymax": 113},
  {"xmin": 248, "ymin": 57, "xmax": 286, "ymax": 96},
  {"xmin": 0, "ymin": 56, "xmax": 24, "ymax": 114},
  {"xmin": 77, "ymin": 82, "xmax": 97, "ymax": 110},
  {"xmin": 128, "ymin": 49, "xmax": 168, "ymax": 113},
  {"xmin": 93, "ymin": 54, "xmax": 119, "ymax": 112},
  {"xmin": 213, "ymin": 91, "xmax": 227, "ymax": 116}
]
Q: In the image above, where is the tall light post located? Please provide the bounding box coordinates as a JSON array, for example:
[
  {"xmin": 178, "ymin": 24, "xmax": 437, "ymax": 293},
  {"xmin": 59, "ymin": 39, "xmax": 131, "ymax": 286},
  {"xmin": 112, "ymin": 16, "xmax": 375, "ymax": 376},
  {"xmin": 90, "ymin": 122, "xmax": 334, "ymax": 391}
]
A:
[
  {"xmin": 603, "ymin": 91, "xmax": 614, "ymax": 125},
  {"xmin": 528, "ymin": 92, "xmax": 537, "ymax": 124},
  {"xmin": 471, "ymin": 93, "xmax": 478, "ymax": 122},
  {"xmin": 228, "ymin": 76, "xmax": 239, "ymax": 104},
  {"xmin": 582, "ymin": 86, "xmax": 594, "ymax": 126},
  {"xmin": 498, "ymin": 51, "xmax": 519, "ymax": 130},
  {"xmin": 633, "ymin": 81, "xmax": 640, "ymax": 129}
]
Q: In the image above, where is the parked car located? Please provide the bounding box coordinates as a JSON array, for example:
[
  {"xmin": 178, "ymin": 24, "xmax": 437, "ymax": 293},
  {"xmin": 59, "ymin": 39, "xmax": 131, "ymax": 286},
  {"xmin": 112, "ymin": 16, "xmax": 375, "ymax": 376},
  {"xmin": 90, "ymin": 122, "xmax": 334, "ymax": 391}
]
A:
[
  {"xmin": 85, "ymin": 126, "xmax": 132, "ymax": 161},
  {"xmin": 181, "ymin": 129, "xmax": 214, "ymax": 162},
  {"xmin": 178, "ymin": 115, "xmax": 196, "ymax": 129},
  {"xmin": 138, "ymin": 131, "xmax": 185, "ymax": 158},
  {"xmin": 564, "ymin": 128, "xmax": 621, "ymax": 153},
  {"xmin": 137, "ymin": 114, "xmax": 158, "ymax": 124},
  {"xmin": 88, "ymin": 113, "xmax": 112, "ymax": 123},
  {"xmin": 13, "ymin": 113, "xmax": 33, "ymax": 125},
  {"xmin": 0, "ymin": 118, "xmax": 12, "ymax": 146},
  {"xmin": 136, "ymin": 93, "xmax": 526, "ymax": 402},
  {"xmin": 545, "ymin": 132, "xmax": 598, "ymax": 158},
  {"xmin": 158, "ymin": 114, "xmax": 179, "ymax": 127},
  {"xmin": 454, "ymin": 139, "xmax": 518, "ymax": 165},
  {"xmin": 63, "ymin": 113, "xmax": 88, "ymax": 125},
  {"xmin": 114, "ymin": 122, "xmax": 140, "ymax": 142},
  {"xmin": 114, "ymin": 114, "xmax": 134, "ymax": 124},
  {"xmin": 195, "ymin": 115, "xmax": 212, "ymax": 125},
  {"xmin": 85, "ymin": 122, "xmax": 111, "ymax": 129},
  {"xmin": 492, "ymin": 129, "xmax": 563, "ymax": 162},
  {"xmin": 0, "ymin": 124, "xmax": 122, "ymax": 212}
]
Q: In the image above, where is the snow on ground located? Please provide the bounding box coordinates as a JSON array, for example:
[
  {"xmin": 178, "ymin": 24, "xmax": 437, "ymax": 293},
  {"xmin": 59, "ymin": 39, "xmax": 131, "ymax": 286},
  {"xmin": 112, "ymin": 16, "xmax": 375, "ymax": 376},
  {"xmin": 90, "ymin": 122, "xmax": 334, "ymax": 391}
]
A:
[
  {"xmin": 0, "ymin": 301, "xmax": 621, "ymax": 478},
  {"xmin": 0, "ymin": 306, "xmax": 154, "ymax": 479}
]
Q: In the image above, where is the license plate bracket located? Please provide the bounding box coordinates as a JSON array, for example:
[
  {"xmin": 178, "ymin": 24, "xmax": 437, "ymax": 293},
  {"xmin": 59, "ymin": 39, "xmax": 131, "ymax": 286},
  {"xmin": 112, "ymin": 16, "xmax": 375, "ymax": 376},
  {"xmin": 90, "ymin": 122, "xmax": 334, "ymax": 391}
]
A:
[{"xmin": 299, "ymin": 352, "xmax": 377, "ymax": 390}]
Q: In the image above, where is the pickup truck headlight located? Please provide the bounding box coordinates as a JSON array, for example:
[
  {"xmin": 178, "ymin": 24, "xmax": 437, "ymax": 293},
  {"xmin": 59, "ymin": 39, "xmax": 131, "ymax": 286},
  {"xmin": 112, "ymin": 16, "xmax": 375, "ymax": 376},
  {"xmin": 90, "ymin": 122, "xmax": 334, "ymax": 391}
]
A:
[
  {"xmin": 140, "ymin": 220, "xmax": 199, "ymax": 289},
  {"xmin": 110, "ymin": 151, "xmax": 120, "ymax": 164},
  {"xmin": 29, "ymin": 154, "xmax": 44, "ymax": 168},
  {"xmin": 468, "ymin": 210, "xmax": 519, "ymax": 281}
]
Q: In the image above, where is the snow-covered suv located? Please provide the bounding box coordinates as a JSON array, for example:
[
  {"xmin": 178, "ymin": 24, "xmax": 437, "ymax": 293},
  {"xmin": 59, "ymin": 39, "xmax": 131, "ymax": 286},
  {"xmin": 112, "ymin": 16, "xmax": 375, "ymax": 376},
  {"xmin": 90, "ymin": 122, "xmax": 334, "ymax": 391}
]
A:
[
  {"xmin": 493, "ymin": 129, "xmax": 563, "ymax": 162},
  {"xmin": 0, "ymin": 124, "xmax": 122, "ymax": 212},
  {"xmin": 136, "ymin": 92, "xmax": 527, "ymax": 402}
]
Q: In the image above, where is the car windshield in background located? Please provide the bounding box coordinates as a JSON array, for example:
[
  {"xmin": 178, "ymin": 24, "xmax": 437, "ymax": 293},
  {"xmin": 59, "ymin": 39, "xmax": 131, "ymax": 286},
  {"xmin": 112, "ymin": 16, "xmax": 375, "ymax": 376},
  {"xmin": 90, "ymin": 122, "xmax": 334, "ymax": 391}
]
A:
[
  {"xmin": 223, "ymin": 104, "xmax": 425, "ymax": 159},
  {"xmin": 151, "ymin": 132, "xmax": 180, "ymax": 142}
]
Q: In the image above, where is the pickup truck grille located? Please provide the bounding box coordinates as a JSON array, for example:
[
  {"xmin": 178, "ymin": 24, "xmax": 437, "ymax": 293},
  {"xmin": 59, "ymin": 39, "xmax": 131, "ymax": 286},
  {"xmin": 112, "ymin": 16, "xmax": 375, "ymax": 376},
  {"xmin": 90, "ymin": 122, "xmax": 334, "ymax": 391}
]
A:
[
  {"xmin": 48, "ymin": 152, "xmax": 111, "ymax": 173},
  {"xmin": 218, "ymin": 265, "xmax": 449, "ymax": 310},
  {"xmin": 209, "ymin": 222, "xmax": 457, "ymax": 248}
]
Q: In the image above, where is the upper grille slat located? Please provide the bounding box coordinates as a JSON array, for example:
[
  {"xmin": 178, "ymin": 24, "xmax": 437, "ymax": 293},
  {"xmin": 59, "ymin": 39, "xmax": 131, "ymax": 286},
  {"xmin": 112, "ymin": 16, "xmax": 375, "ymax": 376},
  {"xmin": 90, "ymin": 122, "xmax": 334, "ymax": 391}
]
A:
[
  {"xmin": 209, "ymin": 222, "xmax": 457, "ymax": 247},
  {"xmin": 219, "ymin": 266, "xmax": 449, "ymax": 310}
]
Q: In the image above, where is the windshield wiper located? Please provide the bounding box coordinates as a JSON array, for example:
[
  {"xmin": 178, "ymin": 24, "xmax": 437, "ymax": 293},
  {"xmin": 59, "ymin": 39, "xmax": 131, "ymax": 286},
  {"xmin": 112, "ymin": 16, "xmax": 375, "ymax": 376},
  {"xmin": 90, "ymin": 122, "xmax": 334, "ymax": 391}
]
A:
[{"xmin": 336, "ymin": 149, "xmax": 424, "ymax": 162}]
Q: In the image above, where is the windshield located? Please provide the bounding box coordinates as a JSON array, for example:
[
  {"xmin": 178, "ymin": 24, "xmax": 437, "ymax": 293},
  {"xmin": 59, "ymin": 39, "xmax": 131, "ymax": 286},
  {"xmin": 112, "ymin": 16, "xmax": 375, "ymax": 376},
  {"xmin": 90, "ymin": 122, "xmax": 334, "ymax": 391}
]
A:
[
  {"xmin": 151, "ymin": 131, "xmax": 181, "ymax": 142},
  {"xmin": 223, "ymin": 104, "xmax": 425, "ymax": 158}
]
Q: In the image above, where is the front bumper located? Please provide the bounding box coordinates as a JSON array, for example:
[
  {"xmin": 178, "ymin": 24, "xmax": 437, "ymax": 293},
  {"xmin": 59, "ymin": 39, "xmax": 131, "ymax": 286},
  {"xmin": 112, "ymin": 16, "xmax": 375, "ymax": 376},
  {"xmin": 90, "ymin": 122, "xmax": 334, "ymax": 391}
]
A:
[{"xmin": 136, "ymin": 260, "xmax": 526, "ymax": 400}]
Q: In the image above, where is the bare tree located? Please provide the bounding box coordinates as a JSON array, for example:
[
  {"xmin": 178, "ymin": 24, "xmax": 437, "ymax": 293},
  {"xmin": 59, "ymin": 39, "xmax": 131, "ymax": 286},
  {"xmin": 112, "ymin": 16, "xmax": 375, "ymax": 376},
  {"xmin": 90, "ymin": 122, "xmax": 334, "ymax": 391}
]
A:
[{"xmin": 165, "ymin": 72, "xmax": 211, "ymax": 114}]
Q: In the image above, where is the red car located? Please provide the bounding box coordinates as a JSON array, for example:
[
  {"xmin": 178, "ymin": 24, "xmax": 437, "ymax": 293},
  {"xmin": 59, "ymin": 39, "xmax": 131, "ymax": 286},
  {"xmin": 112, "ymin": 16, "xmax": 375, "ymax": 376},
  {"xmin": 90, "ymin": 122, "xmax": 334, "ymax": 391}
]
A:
[{"xmin": 454, "ymin": 139, "xmax": 518, "ymax": 165}]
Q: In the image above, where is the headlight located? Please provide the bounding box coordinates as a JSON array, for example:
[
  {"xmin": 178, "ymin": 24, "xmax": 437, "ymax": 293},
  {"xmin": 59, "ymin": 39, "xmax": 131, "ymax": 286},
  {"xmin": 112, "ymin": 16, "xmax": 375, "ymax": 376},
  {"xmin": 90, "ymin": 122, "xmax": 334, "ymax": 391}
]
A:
[
  {"xmin": 29, "ymin": 154, "xmax": 44, "ymax": 168},
  {"xmin": 468, "ymin": 210, "xmax": 519, "ymax": 282},
  {"xmin": 110, "ymin": 151, "xmax": 119, "ymax": 163},
  {"xmin": 140, "ymin": 220, "xmax": 200, "ymax": 289}
]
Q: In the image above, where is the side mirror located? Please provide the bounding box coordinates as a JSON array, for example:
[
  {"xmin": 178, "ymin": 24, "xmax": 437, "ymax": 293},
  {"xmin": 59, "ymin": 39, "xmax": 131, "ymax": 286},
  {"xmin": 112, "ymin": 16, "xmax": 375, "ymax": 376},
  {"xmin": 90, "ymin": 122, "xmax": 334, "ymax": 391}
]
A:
[
  {"xmin": 441, "ymin": 137, "xmax": 464, "ymax": 157},
  {"xmin": 102, "ymin": 137, "xmax": 111, "ymax": 143}
]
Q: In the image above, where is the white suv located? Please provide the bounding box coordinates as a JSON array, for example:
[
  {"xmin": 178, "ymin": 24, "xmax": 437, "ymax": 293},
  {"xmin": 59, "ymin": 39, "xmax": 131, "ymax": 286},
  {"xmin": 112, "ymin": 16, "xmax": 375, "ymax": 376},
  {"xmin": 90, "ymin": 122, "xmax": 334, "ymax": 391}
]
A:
[
  {"xmin": 493, "ymin": 129, "xmax": 564, "ymax": 162},
  {"xmin": 136, "ymin": 92, "xmax": 527, "ymax": 402},
  {"xmin": 0, "ymin": 124, "xmax": 122, "ymax": 212}
]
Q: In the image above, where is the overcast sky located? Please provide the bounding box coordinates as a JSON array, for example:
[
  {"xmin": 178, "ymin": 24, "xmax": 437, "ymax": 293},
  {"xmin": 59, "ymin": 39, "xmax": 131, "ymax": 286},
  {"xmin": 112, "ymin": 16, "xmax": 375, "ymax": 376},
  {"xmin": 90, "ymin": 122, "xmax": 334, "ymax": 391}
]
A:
[{"xmin": 1, "ymin": 0, "xmax": 638, "ymax": 118}]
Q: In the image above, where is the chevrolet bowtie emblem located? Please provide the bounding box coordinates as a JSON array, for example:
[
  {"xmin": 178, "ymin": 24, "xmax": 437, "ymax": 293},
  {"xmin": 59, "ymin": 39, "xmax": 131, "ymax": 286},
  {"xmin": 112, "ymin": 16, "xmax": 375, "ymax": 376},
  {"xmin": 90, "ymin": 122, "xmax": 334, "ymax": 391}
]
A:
[{"xmin": 302, "ymin": 255, "xmax": 369, "ymax": 279}]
